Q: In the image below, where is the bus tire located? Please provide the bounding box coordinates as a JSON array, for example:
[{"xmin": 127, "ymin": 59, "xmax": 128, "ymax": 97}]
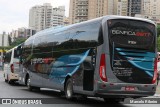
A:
[
  {"xmin": 5, "ymin": 79, "xmax": 8, "ymax": 82},
  {"xmin": 103, "ymin": 98, "xmax": 122, "ymax": 104},
  {"xmin": 77, "ymin": 95, "xmax": 87, "ymax": 100},
  {"xmin": 65, "ymin": 78, "xmax": 73, "ymax": 100},
  {"xmin": 35, "ymin": 87, "xmax": 41, "ymax": 92},
  {"xmin": 157, "ymin": 73, "xmax": 159, "ymax": 85},
  {"xmin": 27, "ymin": 77, "xmax": 33, "ymax": 91},
  {"xmin": 8, "ymin": 80, "xmax": 13, "ymax": 84},
  {"xmin": 7, "ymin": 75, "xmax": 12, "ymax": 84}
]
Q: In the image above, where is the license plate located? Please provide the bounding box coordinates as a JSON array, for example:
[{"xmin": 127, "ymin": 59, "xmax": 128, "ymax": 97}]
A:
[{"xmin": 125, "ymin": 86, "xmax": 135, "ymax": 91}]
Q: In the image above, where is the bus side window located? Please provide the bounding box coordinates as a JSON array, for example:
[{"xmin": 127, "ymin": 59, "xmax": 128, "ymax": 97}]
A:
[{"xmin": 69, "ymin": 22, "xmax": 102, "ymax": 49}]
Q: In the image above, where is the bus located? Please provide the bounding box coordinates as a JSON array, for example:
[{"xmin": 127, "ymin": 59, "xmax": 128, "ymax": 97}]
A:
[
  {"xmin": 3, "ymin": 46, "xmax": 20, "ymax": 84},
  {"xmin": 17, "ymin": 15, "xmax": 157, "ymax": 102}
]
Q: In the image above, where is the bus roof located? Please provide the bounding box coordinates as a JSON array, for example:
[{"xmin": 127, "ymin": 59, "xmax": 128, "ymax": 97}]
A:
[
  {"xmin": 27, "ymin": 15, "xmax": 156, "ymax": 41},
  {"xmin": 34, "ymin": 16, "xmax": 103, "ymax": 38},
  {"xmin": 103, "ymin": 15, "xmax": 156, "ymax": 25}
]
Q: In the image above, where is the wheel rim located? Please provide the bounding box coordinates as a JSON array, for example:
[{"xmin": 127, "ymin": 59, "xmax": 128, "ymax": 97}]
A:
[
  {"xmin": 27, "ymin": 78, "xmax": 30, "ymax": 88},
  {"xmin": 66, "ymin": 82, "xmax": 72, "ymax": 98}
]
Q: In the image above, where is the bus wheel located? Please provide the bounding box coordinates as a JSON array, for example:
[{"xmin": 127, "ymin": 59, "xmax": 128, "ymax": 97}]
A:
[
  {"xmin": 5, "ymin": 79, "xmax": 8, "ymax": 82},
  {"xmin": 27, "ymin": 77, "xmax": 33, "ymax": 91},
  {"xmin": 65, "ymin": 78, "xmax": 73, "ymax": 100},
  {"xmin": 157, "ymin": 74, "xmax": 159, "ymax": 85}
]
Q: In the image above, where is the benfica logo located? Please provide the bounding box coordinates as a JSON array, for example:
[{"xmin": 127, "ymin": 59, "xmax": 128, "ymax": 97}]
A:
[{"xmin": 112, "ymin": 30, "xmax": 151, "ymax": 37}]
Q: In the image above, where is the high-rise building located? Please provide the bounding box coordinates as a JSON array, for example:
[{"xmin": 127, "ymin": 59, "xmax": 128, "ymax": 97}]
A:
[
  {"xmin": 69, "ymin": 0, "xmax": 118, "ymax": 24},
  {"xmin": 143, "ymin": 0, "xmax": 150, "ymax": 16},
  {"xmin": 107, "ymin": 0, "xmax": 118, "ymax": 15},
  {"xmin": 142, "ymin": 0, "xmax": 160, "ymax": 20},
  {"xmin": 29, "ymin": 3, "xmax": 65, "ymax": 32},
  {"xmin": 69, "ymin": 0, "xmax": 89, "ymax": 24},
  {"xmin": 127, "ymin": 0, "xmax": 142, "ymax": 16},
  {"xmin": 63, "ymin": 17, "xmax": 70, "ymax": 26},
  {"xmin": 52, "ymin": 6, "xmax": 65, "ymax": 27},
  {"xmin": 88, "ymin": 0, "xmax": 108, "ymax": 20},
  {"xmin": 29, "ymin": 3, "xmax": 52, "ymax": 32},
  {"xmin": 10, "ymin": 28, "xmax": 36, "ymax": 42},
  {"xmin": 0, "ymin": 32, "xmax": 9, "ymax": 47},
  {"xmin": 29, "ymin": 5, "xmax": 42, "ymax": 32},
  {"xmin": 117, "ymin": 0, "xmax": 128, "ymax": 16}
]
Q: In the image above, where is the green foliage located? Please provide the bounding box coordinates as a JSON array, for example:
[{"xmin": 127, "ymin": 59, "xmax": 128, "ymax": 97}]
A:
[
  {"xmin": 0, "ymin": 37, "xmax": 26, "ymax": 50},
  {"xmin": 0, "ymin": 46, "xmax": 12, "ymax": 50},
  {"xmin": 10, "ymin": 38, "xmax": 26, "ymax": 47},
  {"xmin": 157, "ymin": 25, "xmax": 160, "ymax": 37}
]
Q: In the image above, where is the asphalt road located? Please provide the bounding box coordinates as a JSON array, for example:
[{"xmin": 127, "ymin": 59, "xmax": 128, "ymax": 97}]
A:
[{"xmin": 0, "ymin": 70, "xmax": 160, "ymax": 107}]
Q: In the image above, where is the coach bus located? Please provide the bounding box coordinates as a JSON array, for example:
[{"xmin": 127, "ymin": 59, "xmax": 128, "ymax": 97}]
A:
[
  {"xmin": 3, "ymin": 46, "xmax": 20, "ymax": 84},
  {"xmin": 17, "ymin": 15, "xmax": 157, "ymax": 102}
]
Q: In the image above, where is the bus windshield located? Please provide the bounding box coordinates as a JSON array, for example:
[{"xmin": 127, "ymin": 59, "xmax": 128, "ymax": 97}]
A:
[{"xmin": 108, "ymin": 19, "xmax": 156, "ymax": 51}]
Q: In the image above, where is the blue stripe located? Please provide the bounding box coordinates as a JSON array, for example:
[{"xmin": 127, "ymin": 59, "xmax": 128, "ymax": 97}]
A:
[
  {"xmin": 67, "ymin": 50, "xmax": 90, "ymax": 66},
  {"xmin": 115, "ymin": 48, "xmax": 155, "ymax": 77}
]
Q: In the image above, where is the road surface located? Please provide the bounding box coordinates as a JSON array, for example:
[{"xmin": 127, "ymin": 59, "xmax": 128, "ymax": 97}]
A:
[{"xmin": 0, "ymin": 69, "xmax": 159, "ymax": 107}]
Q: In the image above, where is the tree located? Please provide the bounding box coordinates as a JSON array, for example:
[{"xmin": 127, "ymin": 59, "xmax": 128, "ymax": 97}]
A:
[
  {"xmin": 0, "ymin": 37, "xmax": 26, "ymax": 50},
  {"xmin": 10, "ymin": 37, "xmax": 26, "ymax": 47}
]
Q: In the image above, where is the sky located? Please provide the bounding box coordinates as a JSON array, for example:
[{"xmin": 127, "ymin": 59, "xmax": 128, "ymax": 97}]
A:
[{"xmin": 0, "ymin": 0, "xmax": 70, "ymax": 34}]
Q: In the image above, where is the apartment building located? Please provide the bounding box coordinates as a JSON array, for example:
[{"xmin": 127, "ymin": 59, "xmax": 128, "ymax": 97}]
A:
[
  {"xmin": 69, "ymin": 0, "xmax": 89, "ymax": 24},
  {"xmin": 29, "ymin": 3, "xmax": 65, "ymax": 32},
  {"xmin": 10, "ymin": 28, "xmax": 36, "ymax": 42},
  {"xmin": 142, "ymin": 0, "xmax": 160, "ymax": 20},
  {"xmin": 52, "ymin": 6, "xmax": 65, "ymax": 27},
  {"xmin": 117, "ymin": 0, "xmax": 128, "ymax": 16},
  {"xmin": 63, "ymin": 17, "xmax": 70, "ymax": 26},
  {"xmin": 0, "ymin": 32, "xmax": 9, "ymax": 47},
  {"xmin": 88, "ymin": 0, "xmax": 108, "ymax": 20},
  {"xmin": 69, "ymin": 0, "xmax": 118, "ymax": 24},
  {"xmin": 108, "ymin": 0, "xmax": 118, "ymax": 15},
  {"xmin": 127, "ymin": 0, "xmax": 142, "ymax": 16},
  {"xmin": 29, "ymin": 3, "xmax": 52, "ymax": 32}
]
